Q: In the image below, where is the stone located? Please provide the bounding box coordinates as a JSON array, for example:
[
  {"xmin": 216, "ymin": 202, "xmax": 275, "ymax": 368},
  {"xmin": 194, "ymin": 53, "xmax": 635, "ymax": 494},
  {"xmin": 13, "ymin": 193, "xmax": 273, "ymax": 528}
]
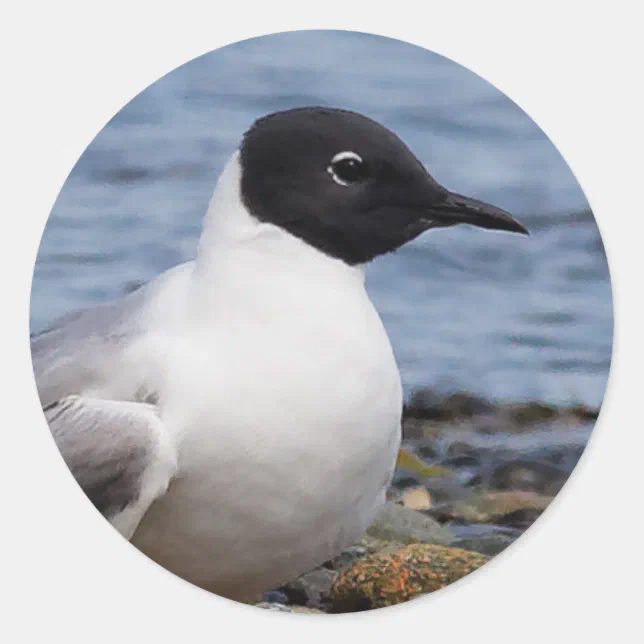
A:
[
  {"xmin": 445, "ymin": 440, "xmax": 476, "ymax": 458},
  {"xmin": 489, "ymin": 460, "xmax": 567, "ymax": 494},
  {"xmin": 356, "ymin": 533, "xmax": 403, "ymax": 555},
  {"xmin": 401, "ymin": 486, "xmax": 432, "ymax": 511},
  {"xmin": 495, "ymin": 507, "xmax": 544, "ymax": 529},
  {"xmin": 278, "ymin": 568, "xmax": 337, "ymax": 608},
  {"xmin": 451, "ymin": 532, "xmax": 517, "ymax": 556},
  {"xmin": 396, "ymin": 448, "xmax": 452, "ymax": 479},
  {"xmin": 365, "ymin": 502, "xmax": 454, "ymax": 546},
  {"xmin": 405, "ymin": 388, "xmax": 446, "ymax": 419},
  {"xmin": 434, "ymin": 490, "xmax": 553, "ymax": 524},
  {"xmin": 401, "ymin": 417, "xmax": 438, "ymax": 440},
  {"xmin": 442, "ymin": 392, "xmax": 496, "ymax": 418},
  {"xmin": 506, "ymin": 402, "xmax": 558, "ymax": 426},
  {"xmin": 328, "ymin": 543, "xmax": 490, "ymax": 612},
  {"xmin": 442, "ymin": 454, "xmax": 481, "ymax": 470},
  {"xmin": 324, "ymin": 545, "xmax": 370, "ymax": 571},
  {"xmin": 416, "ymin": 441, "xmax": 440, "ymax": 461},
  {"xmin": 472, "ymin": 490, "xmax": 553, "ymax": 517}
]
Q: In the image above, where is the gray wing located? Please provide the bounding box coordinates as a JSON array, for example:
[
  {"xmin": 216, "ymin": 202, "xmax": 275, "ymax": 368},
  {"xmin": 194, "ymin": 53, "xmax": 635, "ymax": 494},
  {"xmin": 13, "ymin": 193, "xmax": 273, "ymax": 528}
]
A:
[
  {"xmin": 32, "ymin": 273, "xmax": 185, "ymax": 536},
  {"xmin": 31, "ymin": 286, "xmax": 150, "ymax": 408},
  {"xmin": 45, "ymin": 395, "xmax": 177, "ymax": 538}
]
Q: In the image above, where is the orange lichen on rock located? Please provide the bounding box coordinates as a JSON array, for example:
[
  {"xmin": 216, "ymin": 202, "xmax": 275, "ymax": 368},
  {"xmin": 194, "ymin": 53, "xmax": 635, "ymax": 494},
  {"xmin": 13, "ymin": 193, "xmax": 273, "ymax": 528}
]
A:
[{"xmin": 328, "ymin": 543, "xmax": 489, "ymax": 612}]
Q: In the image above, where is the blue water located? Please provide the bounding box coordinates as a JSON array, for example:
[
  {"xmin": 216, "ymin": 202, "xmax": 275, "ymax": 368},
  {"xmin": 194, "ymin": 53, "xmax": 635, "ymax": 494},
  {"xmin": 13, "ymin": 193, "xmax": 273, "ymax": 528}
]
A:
[{"xmin": 31, "ymin": 31, "xmax": 613, "ymax": 408}]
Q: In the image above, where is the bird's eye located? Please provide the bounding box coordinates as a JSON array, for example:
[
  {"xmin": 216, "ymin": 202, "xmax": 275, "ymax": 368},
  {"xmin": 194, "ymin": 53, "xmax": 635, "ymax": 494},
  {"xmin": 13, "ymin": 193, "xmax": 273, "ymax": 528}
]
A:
[{"xmin": 327, "ymin": 151, "xmax": 367, "ymax": 186}]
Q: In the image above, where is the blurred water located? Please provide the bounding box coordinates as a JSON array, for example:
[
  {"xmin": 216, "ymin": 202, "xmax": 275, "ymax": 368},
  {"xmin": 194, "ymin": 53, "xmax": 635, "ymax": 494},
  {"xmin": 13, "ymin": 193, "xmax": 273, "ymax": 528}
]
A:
[{"xmin": 31, "ymin": 31, "xmax": 613, "ymax": 408}]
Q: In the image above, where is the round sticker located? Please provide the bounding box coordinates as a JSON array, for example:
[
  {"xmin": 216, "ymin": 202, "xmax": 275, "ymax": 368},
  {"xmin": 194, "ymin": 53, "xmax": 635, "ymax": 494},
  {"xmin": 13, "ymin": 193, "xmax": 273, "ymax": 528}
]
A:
[{"xmin": 31, "ymin": 31, "xmax": 612, "ymax": 612}]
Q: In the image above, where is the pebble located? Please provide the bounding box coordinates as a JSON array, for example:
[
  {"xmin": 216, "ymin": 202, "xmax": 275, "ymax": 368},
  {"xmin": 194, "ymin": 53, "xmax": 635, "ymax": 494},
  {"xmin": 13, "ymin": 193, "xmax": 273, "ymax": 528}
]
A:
[
  {"xmin": 404, "ymin": 389, "xmax": 497, "ymax": 422},
  {"xmin": 416, "ymin": 442, "xmax": 440, "ymax": 461},
  {"xmin": 401, "ymin": 486, "xmax": 432, "ymax": 510},
  {"xmin": 366, "ymin": 501, "xmax": 454, "ymax": 546},
  {"xmin": 278, "ymin": 568, "xmax": 337, "ymax": 608},
  {"xmin": 489, "ymin": 460, "xmax": 567, "ymax": 494},
  {"xmin": 471, "ymin": 490, "xmax": 553, "ymax": 517},
  {"xmin": 506, "ymin": 402, "xmax": 558, "ymax": 426},
  {"xmin": 432, "ymin": 490, "xmax": 552, "ymax": 525},
  {"xmin": 442, "ymin": 392, "xmax": 497, "ymax": 418},
  {"xmin": 495, "ymin": 507, "xmax": 544, "ymax": 529}
]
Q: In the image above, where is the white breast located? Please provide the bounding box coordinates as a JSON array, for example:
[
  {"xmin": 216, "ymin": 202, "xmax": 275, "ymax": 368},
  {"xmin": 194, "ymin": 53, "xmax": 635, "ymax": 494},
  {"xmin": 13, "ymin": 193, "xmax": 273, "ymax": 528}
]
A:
[{"xmin": 130, "ymin": 154, "xmax": 403, "ymax": 599}]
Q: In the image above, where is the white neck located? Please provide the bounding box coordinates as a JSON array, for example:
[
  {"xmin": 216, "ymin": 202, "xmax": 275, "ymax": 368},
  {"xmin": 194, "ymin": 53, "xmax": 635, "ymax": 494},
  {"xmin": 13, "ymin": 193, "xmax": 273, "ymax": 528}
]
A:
[{"xmin": 194, "ymin": 152, "xmax": 366, "ymax": 289}]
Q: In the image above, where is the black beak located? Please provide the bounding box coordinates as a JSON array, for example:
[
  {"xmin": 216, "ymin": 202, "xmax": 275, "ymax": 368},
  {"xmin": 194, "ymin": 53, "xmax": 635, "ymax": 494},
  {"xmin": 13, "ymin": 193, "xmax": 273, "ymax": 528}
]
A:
[{"xmin": 428, "ymin": 190, "xmax": 529, "ymax": 235}]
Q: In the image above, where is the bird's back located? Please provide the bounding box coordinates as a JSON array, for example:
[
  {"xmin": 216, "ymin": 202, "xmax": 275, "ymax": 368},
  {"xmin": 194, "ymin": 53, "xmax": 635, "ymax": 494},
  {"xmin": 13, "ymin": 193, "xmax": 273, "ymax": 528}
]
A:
[{"xmin": 31, "ymin": 262, "xmax": 193, "ymax": 407}]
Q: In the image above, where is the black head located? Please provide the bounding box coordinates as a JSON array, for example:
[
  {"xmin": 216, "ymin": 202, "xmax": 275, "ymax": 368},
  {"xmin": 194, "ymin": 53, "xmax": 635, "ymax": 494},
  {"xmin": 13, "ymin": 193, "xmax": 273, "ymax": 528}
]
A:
[{"xmin": 240, "ymin": 107, "xmax": 527, "ymax": 265}]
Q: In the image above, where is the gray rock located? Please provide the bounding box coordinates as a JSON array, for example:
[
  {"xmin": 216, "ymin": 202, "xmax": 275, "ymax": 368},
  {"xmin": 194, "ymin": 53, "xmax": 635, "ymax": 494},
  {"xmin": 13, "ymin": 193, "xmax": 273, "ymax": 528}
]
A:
[
  {"xmin": 451, "ymin": 533, "xmax": 517, "ymax": 556},
  {"xmin": 443, "ymin": 392, "xmax": 497, "ymax": 418},
  {"xmin": 449, "ymin": 522, "xmax": 520, "ymax": 556},
  {"xmin": 278, "ymin": 568, "xmax": 337, "ymax": 608},
  {"xmin": 489, "ymin": 459, "xmax": 567, "ymax": 494},
  {"xmin": 407, "ymin": 388, "xmax": 445, "ymax": 413},
  {"xmin": 365, "ymin": 501, "xmax": 454, "ymax": 546},
  {"xmin": 324, "ymin": 545, "xmax": 370, "ymax": 571},
  {"xmin": 416, "ymin": 441, "xmax": 440, "ymax": 461},
  {"xmin": 495, "ymin": 507, "xmax": 544, "ymax": 529},
  {"xmin": 506, "ymin": 402, "xmax": 558, "ymax": 426}
]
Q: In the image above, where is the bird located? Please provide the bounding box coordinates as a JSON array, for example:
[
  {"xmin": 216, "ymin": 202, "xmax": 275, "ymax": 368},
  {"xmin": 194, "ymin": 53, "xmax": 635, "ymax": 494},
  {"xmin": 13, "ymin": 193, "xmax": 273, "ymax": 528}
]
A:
[{"xmin": 32, "ymin": 106, "xmax": 527, "ymax": 602}]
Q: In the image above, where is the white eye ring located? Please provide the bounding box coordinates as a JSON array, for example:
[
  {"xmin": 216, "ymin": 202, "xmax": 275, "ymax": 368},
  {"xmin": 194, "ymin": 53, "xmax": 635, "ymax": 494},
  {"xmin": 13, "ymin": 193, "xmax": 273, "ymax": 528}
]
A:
[{"xmin": 327, "ymin": 151, "xmax": 364, "ymax": 186}]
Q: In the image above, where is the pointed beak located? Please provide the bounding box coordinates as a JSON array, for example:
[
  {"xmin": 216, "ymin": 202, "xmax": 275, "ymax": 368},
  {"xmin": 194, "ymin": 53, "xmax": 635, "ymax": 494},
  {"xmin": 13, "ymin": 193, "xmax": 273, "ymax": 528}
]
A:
[{"xmin": 427, "ymin": 190, "xmax": 529, "ymax": 235}]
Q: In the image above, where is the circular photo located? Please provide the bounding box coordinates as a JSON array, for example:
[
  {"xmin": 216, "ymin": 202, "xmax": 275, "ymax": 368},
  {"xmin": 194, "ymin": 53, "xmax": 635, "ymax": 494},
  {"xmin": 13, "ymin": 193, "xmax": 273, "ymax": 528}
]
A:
[{"xmin": 30, "ymin": 31, "xmax": 613, "ymax": 612}]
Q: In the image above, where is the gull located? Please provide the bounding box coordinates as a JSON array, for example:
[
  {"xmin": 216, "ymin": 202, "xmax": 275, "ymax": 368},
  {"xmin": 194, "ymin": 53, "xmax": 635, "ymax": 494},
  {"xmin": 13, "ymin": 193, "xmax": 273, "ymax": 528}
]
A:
[{"xmin": 32, "ymin": 107, "xmax": 527, "ymax": 601}]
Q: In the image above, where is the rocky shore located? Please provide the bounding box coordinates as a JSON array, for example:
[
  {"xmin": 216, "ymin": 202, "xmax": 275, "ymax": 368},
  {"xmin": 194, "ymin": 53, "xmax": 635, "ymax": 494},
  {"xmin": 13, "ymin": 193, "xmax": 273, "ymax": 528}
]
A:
[{"xmin": 257, "ymin": 389, "xmax": 597, "ymax": 613}]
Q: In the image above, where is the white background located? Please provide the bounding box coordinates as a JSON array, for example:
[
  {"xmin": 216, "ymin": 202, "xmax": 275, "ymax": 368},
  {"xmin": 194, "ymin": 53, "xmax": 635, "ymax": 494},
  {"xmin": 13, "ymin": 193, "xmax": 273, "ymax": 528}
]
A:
[{"xmin": 2, "ymin": 1, "xmax": 642, "ymax": 642}]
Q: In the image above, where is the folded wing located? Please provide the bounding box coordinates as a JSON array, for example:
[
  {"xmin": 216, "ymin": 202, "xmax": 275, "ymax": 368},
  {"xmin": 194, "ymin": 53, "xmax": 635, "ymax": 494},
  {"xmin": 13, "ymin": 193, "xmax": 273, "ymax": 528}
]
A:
[{"xmin": 44, "ymin": 395, "xmax": 177, "ymax": 539}]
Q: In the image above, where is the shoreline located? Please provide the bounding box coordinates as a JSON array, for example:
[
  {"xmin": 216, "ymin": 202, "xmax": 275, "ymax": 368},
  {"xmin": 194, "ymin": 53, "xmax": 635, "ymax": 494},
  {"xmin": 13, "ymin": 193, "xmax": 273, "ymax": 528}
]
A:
[{"xmin": 259, "ymin": 387, "xmax": 598, "ymax": 612}]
